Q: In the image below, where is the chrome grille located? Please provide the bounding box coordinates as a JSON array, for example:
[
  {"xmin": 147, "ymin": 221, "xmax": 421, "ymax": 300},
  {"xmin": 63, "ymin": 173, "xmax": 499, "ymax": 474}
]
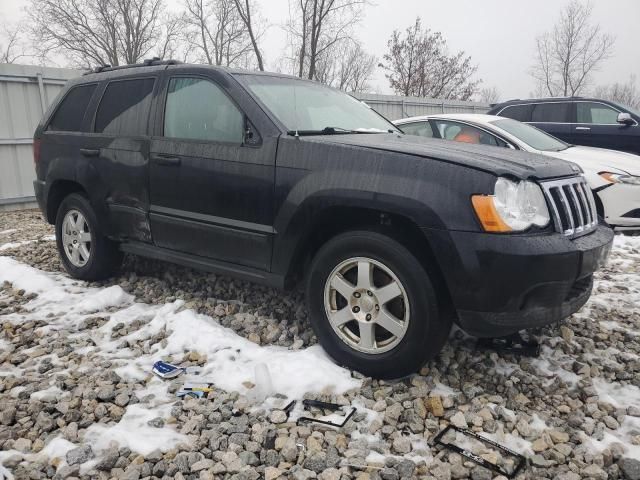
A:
[{"xmin": 540, "ymin": 176, "xmax": 598, "ymax": 238}]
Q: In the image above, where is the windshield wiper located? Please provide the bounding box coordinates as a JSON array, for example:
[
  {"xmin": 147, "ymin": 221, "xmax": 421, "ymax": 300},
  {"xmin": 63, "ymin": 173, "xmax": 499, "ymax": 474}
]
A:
[{"xmin": 287, "ymin": 126, "xmax": 393, "ymax": 136}]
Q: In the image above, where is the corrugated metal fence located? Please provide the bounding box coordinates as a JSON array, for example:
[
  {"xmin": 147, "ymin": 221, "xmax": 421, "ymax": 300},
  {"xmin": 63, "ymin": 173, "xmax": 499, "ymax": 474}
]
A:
[
  {"xmin": 0, "ymin": 63, "xmax": 489, "ymax": 210},
  {"xmin": 0, "ymin": 64, "xmax": 81, "ymax": 210},
  {"xmin": 354, "ymin": 93, "xmax": 490, "ymax": 120}
]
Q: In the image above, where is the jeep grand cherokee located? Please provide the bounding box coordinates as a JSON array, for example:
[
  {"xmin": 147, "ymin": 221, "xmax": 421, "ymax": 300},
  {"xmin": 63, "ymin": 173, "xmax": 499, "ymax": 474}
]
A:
[{"xmin": 33, "ymin": 60, "xmax": 614, "ymax": 379}]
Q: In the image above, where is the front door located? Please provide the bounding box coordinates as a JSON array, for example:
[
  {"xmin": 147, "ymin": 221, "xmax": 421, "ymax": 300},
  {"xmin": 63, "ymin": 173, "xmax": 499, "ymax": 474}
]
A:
[
  {"xmin": 149, "ymin": 74, "xmax": 275, "ymax": 271},
  {"xmin": 571, "ymin": 101, "xmax": 639, "ymax": 153}
]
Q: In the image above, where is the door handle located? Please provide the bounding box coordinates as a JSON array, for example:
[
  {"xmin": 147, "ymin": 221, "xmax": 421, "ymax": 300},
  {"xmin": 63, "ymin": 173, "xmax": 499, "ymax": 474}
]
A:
[
  {"xmin": 80, "ymin": 148, "xmax": 100, "ymax": 157},
  {"xmin": 151, "ymin": 154, "xmax": 181, "ymax": 166},
  {"xmin": 575, "ymin": 127, "xmax": 591, "ymax": 131}
]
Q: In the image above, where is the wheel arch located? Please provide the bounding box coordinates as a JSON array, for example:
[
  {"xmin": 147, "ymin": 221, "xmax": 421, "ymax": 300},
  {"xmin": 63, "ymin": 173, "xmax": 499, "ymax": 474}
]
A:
[
  {"xmin": 46, "ymin": 180, "xmax": 87, "ymax": 224},
  {"xmin": 282, "ymin": 204, "xmax": 456, "ymax": 321}
]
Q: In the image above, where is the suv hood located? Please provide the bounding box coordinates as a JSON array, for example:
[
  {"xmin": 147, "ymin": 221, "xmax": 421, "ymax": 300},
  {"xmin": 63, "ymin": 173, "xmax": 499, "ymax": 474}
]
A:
[{"xmin": 310, "ymin": 133, "xmax": 580, "ymax": 180}]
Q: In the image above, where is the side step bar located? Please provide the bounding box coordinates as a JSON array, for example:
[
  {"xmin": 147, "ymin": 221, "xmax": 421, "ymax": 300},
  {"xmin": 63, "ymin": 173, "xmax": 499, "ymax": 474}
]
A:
[{"xmin": 120, "ymin": 242, "xmax": 285, "ymax": 289}]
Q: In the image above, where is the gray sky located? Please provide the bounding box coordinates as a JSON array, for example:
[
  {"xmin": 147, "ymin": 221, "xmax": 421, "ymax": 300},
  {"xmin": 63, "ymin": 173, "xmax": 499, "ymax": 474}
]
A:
[{"xmin": 1, "ymin": 0, "xmax": 639, "ymax": 100}]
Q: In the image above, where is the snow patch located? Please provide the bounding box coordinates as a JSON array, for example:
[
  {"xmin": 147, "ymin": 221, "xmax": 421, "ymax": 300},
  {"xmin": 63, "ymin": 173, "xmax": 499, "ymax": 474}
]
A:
[
  {"xmin": 0, "ymin": 256, "xmax": 361, "ymax": 463},
  {"xmin": 84, "ymin": 404, "xmax": 189, "ymax": 456},
  {"xmin": 593, "ymin": 378, "xmax": 640, "ymax": 409}
]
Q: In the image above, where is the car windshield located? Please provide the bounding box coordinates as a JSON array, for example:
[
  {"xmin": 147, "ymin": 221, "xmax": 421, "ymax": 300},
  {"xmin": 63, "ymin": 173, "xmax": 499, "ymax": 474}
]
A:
[
  {"xmin": 611, "ymin": 101, "xmax": 640, "ymax": 117},
  {"xmin": 490, "ymin": 118, "xmax": 570, "ymax": 152},
  {"xmin": 238, "ymin": 74, "xmax": 398, "ymax": 134}
]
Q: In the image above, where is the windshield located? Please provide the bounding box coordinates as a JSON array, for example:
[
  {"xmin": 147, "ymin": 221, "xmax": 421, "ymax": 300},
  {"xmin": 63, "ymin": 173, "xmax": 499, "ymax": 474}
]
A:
[
  {"xmin": 239, "ymin": 74, "xmax": 397, "ymax": 134},
  {"xmin": 490, "ymin": 118, "xmax": 569, "ymax": 152},
  {"xmin": 611, "ymin": 101, "xmax": 640, "ymax": 117}
]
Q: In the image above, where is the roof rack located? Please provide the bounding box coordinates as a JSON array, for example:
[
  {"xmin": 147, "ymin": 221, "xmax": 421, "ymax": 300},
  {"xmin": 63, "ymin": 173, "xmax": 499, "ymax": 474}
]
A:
[
  {"xmin": 83, "ymin": 57, "xmax": 183, "ymax": 75},
  {"xmin": 503, "ymin": 95, "xmax": 586, "ymax": 103}
]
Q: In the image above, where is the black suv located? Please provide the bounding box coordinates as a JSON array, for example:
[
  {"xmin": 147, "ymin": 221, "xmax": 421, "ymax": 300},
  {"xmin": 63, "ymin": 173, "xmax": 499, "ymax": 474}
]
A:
[
  {"xmin": 33, "ymin": 60, "xmax": 614, "ymax": 378},
  {"xmin": 489, "ymin": 97, "xmax": 640, "ymax": 155}
]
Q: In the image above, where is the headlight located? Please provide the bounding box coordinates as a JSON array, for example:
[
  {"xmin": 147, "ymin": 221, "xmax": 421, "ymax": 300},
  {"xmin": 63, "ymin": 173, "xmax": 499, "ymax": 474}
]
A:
[
  {"xmin": 472, "ymin": 177, "xmax": 550, "ymax": 232},
  {"xmin": 600, "ymin": 172, "xmax": 640, "ymax": 186}
]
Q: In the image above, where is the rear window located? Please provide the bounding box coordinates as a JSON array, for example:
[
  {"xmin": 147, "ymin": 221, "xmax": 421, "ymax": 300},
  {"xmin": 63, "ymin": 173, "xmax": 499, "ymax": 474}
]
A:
[
  {"xmin": 498, "ymin": 104, "xmax": 532, "ymax": 122},
  {"xmin": 399, "ymin": 122, "xmax": 434, "ymax": 138},
  {"xmin": 47, "ymin": 84, "xmax": 97, "ymax": 132},
  {"xmin": 95, "ymin": 78, "xmax": 155, "ymax": 136},
  {"xmin": 531, "ymin": 102, "xmax": 570, "ymax": 123}
]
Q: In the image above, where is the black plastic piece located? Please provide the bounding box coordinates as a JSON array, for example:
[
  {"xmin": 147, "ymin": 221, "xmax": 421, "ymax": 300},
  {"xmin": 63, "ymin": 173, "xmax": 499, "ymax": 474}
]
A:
[
  {"xmin": 433, "ymin": 424, "xmax": 526, "ymax": 479},
  {"xmin": 282, "ymin": 400, "xmax": 296, "ymax": 421},
  {"xmin": 84, "ymin": 58, "xmax": 183, "ymax": 75},
  {"xmin": 296, "ymin": 400, "xmax": 356, "ymax": 428},
  {"xmin": 478, "ymin": 331, "xmax": 540, "ymax": 357}
]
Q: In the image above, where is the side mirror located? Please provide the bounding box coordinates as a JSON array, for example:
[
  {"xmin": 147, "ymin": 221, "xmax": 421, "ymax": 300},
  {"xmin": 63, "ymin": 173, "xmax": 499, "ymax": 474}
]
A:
[{"xmin": 617, "ymin": 112, "xmax": 635, "ymax": 126}]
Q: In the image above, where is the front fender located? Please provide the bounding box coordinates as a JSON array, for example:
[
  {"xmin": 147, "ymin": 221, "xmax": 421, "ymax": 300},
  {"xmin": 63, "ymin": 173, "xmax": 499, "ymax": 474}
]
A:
[{"xmin": 271, "ymin": 145, "xmax": 497, "ymax": 277}]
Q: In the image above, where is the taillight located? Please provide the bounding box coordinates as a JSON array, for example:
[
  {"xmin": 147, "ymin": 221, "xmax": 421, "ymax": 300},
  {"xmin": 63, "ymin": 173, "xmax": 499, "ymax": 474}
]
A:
[{"xmin": 33, "ymin": 139, "xmax": 41, "ymax": 164}]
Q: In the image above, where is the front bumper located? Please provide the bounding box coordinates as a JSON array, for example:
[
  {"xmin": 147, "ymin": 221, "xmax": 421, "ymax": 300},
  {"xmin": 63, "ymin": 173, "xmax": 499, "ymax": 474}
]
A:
[
  {"xmin": 424, "ymin": 225, "xmax": 614, "ymax": 337},
  {"xmin": 598, "ymin": 183, "xmax": 640, "ymax": 229}
]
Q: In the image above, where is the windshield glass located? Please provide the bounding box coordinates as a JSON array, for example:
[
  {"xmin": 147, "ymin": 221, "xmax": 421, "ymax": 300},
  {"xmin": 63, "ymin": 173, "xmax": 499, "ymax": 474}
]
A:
[
  {"xmin": 239, "ymin": 74, "xmax": 397, "ymax": 133},
  {"xmin": 611, "ymin": 101, "xmax": 640, "ymax": 117},
  {"xmin": 490, "ymin": 118, "xmax": 569, "ymax": 151}
]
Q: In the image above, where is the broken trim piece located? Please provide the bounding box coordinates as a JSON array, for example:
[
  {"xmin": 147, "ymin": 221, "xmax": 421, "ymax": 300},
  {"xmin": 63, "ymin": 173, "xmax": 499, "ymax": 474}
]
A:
[
  {"xmin": 296, "ymin": 400, "xmax": 356, "ymax": 428},
  {"xmin": 433, "ymin": 424, "xmax": 527, "ymax": 479}
]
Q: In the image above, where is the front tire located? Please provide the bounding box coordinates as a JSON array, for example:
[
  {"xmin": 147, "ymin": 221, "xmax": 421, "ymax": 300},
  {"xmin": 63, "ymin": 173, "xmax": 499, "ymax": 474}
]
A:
[
  {"xmin": 55, "ymin": 193, "xmax": 122, "ymax": 280},
  {"xmin": 306, "ymin": 230, "xmax": 451, "ymax": 379}
]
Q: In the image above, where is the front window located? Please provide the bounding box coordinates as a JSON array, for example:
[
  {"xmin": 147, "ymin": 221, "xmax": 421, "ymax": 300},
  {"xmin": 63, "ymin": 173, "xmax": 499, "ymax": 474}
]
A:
[
  {"xmin": 491, "ymin": 118, "xmax": 569, "ymax": 152},
  {"xmin": 432, "ymin": 120, "xmax": 507, "ymax": 147},
  {"xmin": 576, "ymin": 102, "xmax": 620, "ymax": 124},
  {"xmin": 164, "ymin": 77, "xmax": 244, "ymax": 143},
  {"xmin": 238, "ymin": 75, "xmax": 397, "ymax": 134}
]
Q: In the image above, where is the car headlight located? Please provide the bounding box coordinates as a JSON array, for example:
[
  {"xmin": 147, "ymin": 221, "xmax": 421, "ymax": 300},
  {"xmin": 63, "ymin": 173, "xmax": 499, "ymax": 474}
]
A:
[
  {"xmin": 600, "ymin": 172, "xmax": 640, "ymax": 186},
  {"xmin": 472, "ymin": 177, "xmax": 550, "ymax": 232}
]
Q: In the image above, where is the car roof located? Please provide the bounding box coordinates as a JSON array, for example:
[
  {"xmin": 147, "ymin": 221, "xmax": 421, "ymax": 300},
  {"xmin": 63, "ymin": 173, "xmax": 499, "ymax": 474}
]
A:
[{"xmin": 394, "ymin": 113, "xmax": 504, "ymax": 125}]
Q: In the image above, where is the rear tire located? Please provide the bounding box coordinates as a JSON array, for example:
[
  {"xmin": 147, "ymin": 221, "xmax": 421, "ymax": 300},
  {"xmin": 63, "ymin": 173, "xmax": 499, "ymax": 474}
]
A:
[
  {"xmin": 306, "ymin": 230, "xmax": 451, "ymax": 379},
  {"xmin": 55, "ymin": 193, "xmax": 122, "ymax": 280}
]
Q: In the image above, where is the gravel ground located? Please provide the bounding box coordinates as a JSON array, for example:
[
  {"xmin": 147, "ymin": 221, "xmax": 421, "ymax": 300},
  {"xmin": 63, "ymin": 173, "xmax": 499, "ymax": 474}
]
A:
[{"xmin": 1, "ymin": 209, "xmax": 640, "ymax": 480}]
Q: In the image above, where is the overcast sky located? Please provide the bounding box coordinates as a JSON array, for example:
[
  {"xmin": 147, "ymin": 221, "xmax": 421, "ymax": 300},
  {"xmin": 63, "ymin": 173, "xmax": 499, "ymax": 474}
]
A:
[{"xmin": 1, "ymin": 0, "xmax": 639, "ymax": 100}]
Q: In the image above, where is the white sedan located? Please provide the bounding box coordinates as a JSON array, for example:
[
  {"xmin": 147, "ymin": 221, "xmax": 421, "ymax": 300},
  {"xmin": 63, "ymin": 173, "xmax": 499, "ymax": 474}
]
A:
[{"xmin": 394, "ymin": 114, "xmax": 640, "ymax": 230}]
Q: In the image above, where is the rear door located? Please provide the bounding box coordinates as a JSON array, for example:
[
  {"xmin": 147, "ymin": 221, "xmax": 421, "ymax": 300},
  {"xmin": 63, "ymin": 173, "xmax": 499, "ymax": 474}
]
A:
[
  {"xmin": 148, "ymin": 69, "xmax": 276, "ymax": 271},
  {"xmin": 529, "ymin": 102, "xmax": 572, "ymax": 143},
  {"xmin": 82, "ymin": 75, "xmax": 158, "ymax": 243},
  {"xmin": 571, "ymin": 101, "xmax": 639, "ymax": 152}
]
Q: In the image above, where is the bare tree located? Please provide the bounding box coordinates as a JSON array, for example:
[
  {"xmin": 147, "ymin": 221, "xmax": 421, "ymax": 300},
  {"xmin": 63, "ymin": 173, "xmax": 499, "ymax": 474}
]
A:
[
  {"xmin": 478, "ymin": 86, "xmax": 500, "ymax": 104},
  {"xmin": 29, "ymin": 0, "xmax": 174, "ymax": 67},
  {"xmin": 382, "ymin": 18, "xmax": 480, "ymax": 100},
  {"xmin": 156, "ymin": 13, "xmax": 190, "ymax": 62},
  {"xmin": 231, "ymin": 0, "xmax": 264, "ymax": 70},
  {"xmin": 182, "ymin": 0, "xmax": 255, "ymax": 67},
  {"xmin": 286, "ymin": 0, "xmax": 367, "ymax": 80},
  {"xmin": 0, "ymin": 24, "xmax": 28, "ymax": 64},
  {"xmin": 315, "ymin": 40, "xmax": 376, "ymax": 92},
  {"xmin": 594, "ymin": 75, "xmax": 640, "ymax": 110},
  {"xmin": 532, "ymin": 0, "xmax": 615, "ymax": 97}
]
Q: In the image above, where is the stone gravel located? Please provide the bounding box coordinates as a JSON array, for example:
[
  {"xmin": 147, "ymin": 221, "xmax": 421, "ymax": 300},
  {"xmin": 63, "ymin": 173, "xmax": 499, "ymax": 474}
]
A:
[{"xmin": 1, "ymin": 209, "xmax": 640, "ymax": 480}]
